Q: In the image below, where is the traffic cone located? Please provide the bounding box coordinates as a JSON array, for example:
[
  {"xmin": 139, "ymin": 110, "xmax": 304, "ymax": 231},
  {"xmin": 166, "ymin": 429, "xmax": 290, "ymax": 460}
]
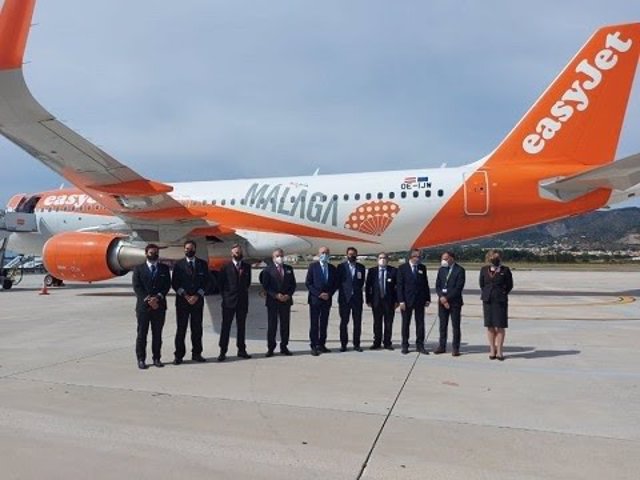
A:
[{"xmin": 39, "ymin": 281, "xmax": 50, "ymax": 295}]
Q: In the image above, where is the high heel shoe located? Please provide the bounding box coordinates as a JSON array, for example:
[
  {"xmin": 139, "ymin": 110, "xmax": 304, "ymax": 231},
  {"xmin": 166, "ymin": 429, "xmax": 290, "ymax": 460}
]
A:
[{"xmin": 489, "ymin": 355, "xmax": 497, "ymax": 360}]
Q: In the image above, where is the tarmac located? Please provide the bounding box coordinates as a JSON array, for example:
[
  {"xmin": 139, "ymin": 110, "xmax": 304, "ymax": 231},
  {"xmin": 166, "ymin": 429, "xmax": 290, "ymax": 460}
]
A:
[{"xmin": 0, "ymin": 267, "xmax": 639, "ymax": 479}]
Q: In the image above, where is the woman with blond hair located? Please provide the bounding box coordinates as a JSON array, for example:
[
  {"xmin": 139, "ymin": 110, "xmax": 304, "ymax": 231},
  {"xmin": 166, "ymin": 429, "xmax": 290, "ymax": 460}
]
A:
[{"xmin": 479, "ymin": 250, "xmax": 513, "ymax": 360}]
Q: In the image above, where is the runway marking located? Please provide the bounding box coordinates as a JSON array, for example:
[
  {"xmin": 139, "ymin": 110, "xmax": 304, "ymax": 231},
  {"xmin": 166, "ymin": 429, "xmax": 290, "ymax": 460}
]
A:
[{"xmin": 357, "ymin": 317, "xmax": 437, "ymax": 479}]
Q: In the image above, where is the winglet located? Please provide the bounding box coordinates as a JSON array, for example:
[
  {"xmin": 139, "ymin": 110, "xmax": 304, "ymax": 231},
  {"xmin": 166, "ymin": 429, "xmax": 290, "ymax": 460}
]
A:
[{"xmin": 0, "ymin": 0, "xmax": 36, "ymax": 70}]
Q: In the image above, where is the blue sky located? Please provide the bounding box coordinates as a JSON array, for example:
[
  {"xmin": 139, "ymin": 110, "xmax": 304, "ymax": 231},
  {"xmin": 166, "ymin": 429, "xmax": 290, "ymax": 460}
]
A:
[{"xmin": 1, "ymin": 0, "xmax": 639, "ymax": 207}]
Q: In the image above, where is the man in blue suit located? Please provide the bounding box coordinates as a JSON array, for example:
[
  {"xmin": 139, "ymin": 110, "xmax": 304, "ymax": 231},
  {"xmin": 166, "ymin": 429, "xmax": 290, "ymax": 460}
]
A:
[
  {"xmin": 337, "ymin": 247, "xmax": 366, "ymax": 352},
  {"xmin": 305, "ymin": 246, "xmax": 338, "ymax": 356},
  {"xmin": 434, "ymin": 251, "xmax": 466, "ymax": 356},
  {"xmin": 397, "ymin": 249, "xmax": 431, "ymax": 354}
]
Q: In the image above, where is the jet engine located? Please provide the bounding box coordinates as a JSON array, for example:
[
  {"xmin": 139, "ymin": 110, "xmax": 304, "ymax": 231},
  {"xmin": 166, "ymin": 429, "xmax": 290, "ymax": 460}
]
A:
[{"xmin": 42, "ymin": 232, "xmax": 146, "ymax": 282}]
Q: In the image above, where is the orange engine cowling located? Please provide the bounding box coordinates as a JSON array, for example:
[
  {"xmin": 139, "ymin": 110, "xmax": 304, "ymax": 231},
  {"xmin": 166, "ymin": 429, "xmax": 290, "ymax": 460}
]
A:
[{"xmin": 43, "ymin": 232, "xmax": 145, "ymax": 282}]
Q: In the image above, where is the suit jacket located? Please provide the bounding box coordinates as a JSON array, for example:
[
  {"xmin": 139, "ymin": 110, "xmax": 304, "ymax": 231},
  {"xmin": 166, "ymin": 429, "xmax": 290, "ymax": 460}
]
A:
[
  {"xmin": 219, "ymin": 260, "xmax": 252, "ymax": 309},
  {"xmin": 305, "ymin": 261, "xmax": 338, "ymax": 305},
  {"xmin": 171, "ymin": 257, "xmax": 213, "ymax": 307},
  {"xmin": 435, "ymin": 263, "xmax": 466, "ymax": 306},
  {"xmin": 260, "ymin": 263, "xmax": 297, "ymax": 307},
  {"xmin": 365, "ymin": 265, "xmax": 397, "ymax": 307},
  {"xmin": 336, "ymin": 261, "xmax": 366, "ymax": 305},
  {"xmin": 479, "ymin": 265, "xmax": 513, "ymax": 303},
  {"xmin": 132, "ymin": 262, "xmax": 171, "ymax": 313},
  {"xmin": 396, "ymin": 262, "xmax": 431, "ymax": 308}
]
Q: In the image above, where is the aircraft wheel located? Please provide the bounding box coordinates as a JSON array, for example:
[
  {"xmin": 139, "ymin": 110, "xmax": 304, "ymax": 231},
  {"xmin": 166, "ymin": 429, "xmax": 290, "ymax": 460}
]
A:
[
  {"xmin": 2, "ymin": 278, "xmax": 12, "ymax": 290},
  {"xmin": 44, "ymin": 274, "xmax": 55, "ymax": 287}
]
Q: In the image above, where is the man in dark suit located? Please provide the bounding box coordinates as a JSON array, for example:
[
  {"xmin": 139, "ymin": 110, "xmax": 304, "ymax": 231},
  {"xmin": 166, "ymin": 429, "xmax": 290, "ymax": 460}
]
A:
[
  {"xmin": 365, "ymin": 252, "xmax": 398, "ymax": 350},
  {"xmin": 218, "ymin": 244, "xmax": 252, "ymax": 361},
  {"xmin": 171, "ymin": 239, "xmax": 213, "ymax": 364},
  {"xmin": 132, "ymin": 244, "xmax": 171, "ymax": 369},
  {"xmin": 260, "ymin": 248, "xmax": 297, "ymax": 357},
  {"xmin": 305, "ymin": 246, "xmax": 338, "ymax": 356},
  {"xmin": 337, "ymin": 247, "xmax": 366, "ymax": 352},
  {"xmin": 434, "ymin": 251, "xmax": 466, "ymax": 356},
  {"xmin": 397, "ymin": 248, "xmax": 431, "ymax": 354}
]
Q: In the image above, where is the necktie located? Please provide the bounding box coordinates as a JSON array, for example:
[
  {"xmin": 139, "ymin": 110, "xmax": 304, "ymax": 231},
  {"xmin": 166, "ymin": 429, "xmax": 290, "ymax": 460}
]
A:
[
  {"xmin": 277, "ymin": 264, "xmax": 284, "ymax": 279},
  {"xmin": 188, "ymin": 261, "xmax": 194, "ymax": 275},
  {"xmin": 412, "ymin": 264, "xmax": 417, "ymax": 277},
  {"xmin": 322, "ymin": 263, "xmax": 327, "ymax": 282},
  {"xmin": 379, "ymin": 269, "xmax": 385, "ymax": 297},
  {"xmin": 150, "ymin": 264, "xmax": 157, "ymax": 278}
]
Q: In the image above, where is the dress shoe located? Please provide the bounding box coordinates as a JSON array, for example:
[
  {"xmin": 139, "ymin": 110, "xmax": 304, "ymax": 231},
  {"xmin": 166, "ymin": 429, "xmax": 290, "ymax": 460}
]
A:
[
  {"xmin": 217, "ymin": 353, "xmax": 227, "ymax": 362},
  {"xmin": 265, "ymin": 350, "xmax": 274, "ymax": 358},
  {"xmin": 153, "ymin": 360, "xmax": 164, "ymax": 368},
  {"xmin": 384, "ymin": 345, "xmax": 394, "ymax": 351},
  {"xmin": 173, "ymin": 358, "xmax": 183, "ymax": 365},
  {"xmin": 320, "ymin": 346, "xmax": 331, "ymax": 353},
  {"xmin": 452, "ymin": 350, "xmax": 461, "ymax": 357},
  {"xmin": 238, "ymin": 350, "xmax": 252, "ymax": 359},
  {"xmin": 433, "ymin": 347, "xmax": 446, "ymax": 355},
  {"xmin": 369, "ymin": 344, "xmax": 382, "ymax": 350},
  {"xmin": 280, "ymin": 347, "xmax": 293, "ymax": 356},
  {"xmin": 339, "ymin": 346, "xmax": 347, "ymax": 352},
  {"xmin": 416, "ymin": 346, "xmax": 429, "ymax": 355},
  {"xmin": 137, "ymin": 360, "xmax": 148, "ymax": 370},
  {"xmin": 401, "ymin": 347, "xmax": 409, "ymax": 355},
  {"xmin": 192, "ymin": 355, "xmax": 207, "ymax": 363},
  {"xmin": 489, "ymin": 355, "xmax": 497, "ymax": 360},
  {"xmin": 311, "ymin": 347, "xmax": 320, "ymax": 356},
  {"xmin": 497, "ymin": 355, "xmax": 505, "ymax": 361},
  {"xmin": 354, "ymin": 346, "xmax": 363, "ymax": 352}
]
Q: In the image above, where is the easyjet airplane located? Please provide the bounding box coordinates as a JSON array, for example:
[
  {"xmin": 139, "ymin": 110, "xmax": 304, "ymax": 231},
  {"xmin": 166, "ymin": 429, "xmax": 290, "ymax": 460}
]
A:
[{"xmin": 1, "ymin": 0, "xmax": 639, "ymax": 287}]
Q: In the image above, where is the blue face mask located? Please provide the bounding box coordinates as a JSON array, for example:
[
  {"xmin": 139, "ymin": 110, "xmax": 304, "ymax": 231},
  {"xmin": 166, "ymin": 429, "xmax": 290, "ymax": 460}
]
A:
[{"xmin": 319, "ymin": 253, "xmax": 329, "ymax": 263}]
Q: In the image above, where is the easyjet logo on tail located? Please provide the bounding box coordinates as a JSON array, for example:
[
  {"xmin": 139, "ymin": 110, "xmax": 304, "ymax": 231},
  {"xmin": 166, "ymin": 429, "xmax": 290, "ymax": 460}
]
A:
[{"xmin": 522, "ymin": 31, "xmax": 633, "ymax": 155}]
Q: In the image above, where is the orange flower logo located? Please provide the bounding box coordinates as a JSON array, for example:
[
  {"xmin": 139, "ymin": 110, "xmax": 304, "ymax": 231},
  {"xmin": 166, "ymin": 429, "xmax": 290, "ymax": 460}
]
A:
[{"xmin": 344, "ymin": 201, "xmax": 400, "ymax": 236}]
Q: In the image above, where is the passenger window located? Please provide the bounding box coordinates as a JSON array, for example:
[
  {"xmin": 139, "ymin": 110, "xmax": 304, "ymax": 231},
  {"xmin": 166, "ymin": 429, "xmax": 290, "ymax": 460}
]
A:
[
  {"xmin": 343, "ymin": 194, "xmax": 349, "ymax": 201},
  {"xmin": 365, "ymin": 193, "xmax": 372, "ymax": 200},
  {"xmin": 438, "ymin": 189, "xmax": 444, "ymax": 197},
  {"xmin": 413, "ymin": 191, "xmax": 419, "ymax": 198},
  {"xmin": 377, "ymin": 192, "xmax": 383, "ymax": 199},
  {"xmin": 389, "ymin": 192, "xmax": 395, "ymax": 199},
  {"xmin": 401, "ymin": 191, "xmax": 407, "ymax": 199}
]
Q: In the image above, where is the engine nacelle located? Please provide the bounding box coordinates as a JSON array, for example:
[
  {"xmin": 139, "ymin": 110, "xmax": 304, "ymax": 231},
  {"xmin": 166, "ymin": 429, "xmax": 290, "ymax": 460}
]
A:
[{"xmin": 43, "ymin": 232, "xmax": 146, "ymax": 282}]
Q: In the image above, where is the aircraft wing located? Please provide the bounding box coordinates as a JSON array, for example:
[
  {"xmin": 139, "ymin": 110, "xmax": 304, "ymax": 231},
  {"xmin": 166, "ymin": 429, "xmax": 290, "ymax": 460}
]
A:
[
  {"xmin": 539, "ymin": 153, "xmax": 640, "ymax": 202},
  {"xmin": 0, "ymin": 0, "xmax": 209, "ymax": 242}
]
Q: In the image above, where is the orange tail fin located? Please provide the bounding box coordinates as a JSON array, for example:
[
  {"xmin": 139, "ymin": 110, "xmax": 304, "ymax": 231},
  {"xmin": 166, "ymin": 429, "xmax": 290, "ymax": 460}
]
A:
[
  {"xmin": 491, "ymin": 23, "xmax": 640, "ymax": 166},
  {"xmin": 0, "ymin": 0, "xmax": 36, "ymax": 70}
]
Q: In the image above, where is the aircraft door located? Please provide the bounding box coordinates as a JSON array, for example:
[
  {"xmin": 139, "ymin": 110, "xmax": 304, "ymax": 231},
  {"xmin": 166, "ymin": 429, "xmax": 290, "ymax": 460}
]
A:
[{"xmin": 463, "ymin": 170, "xmax": 489, "ymax": 215}]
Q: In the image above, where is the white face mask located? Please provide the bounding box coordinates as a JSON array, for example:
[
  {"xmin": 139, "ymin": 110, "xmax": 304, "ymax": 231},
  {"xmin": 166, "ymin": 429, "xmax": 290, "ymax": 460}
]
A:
[
  {"xmin": 274, "ymin": 256, "xmax": 283, "ymax": 265},
  {"xmin": 441, "ymin": 260, "xmax": 450, "ymax": 268},
  {"xmin": 378, "ymin": 259, "xmax": 388, "ymax": 267},
  {"xmin": 319, "ymin": 253, "xmax": 329, "ymax": 263}
]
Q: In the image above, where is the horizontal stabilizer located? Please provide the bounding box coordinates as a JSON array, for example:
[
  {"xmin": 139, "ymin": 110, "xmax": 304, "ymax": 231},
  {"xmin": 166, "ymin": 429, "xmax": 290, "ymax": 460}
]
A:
[{"xmin": 539, "ymin": 153, "xmax": 640, "ymax": 201}]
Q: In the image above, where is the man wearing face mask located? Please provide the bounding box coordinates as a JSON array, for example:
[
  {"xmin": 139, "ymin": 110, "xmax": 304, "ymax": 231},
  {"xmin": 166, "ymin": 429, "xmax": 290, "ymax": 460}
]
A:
[
  {"xmin": 397, "ymin": 249, "xmax": 431, "ymax": 354},
  {"xmin": 260, "ymin": 248, "xmax": 297, "ymax": 357},
  {"xmin": 434, "ymin": 251, "xmax": 466, "ymax": 356},
  {"xmin": 365, "ymin": 252, "xmax": 398, "ymax": 350},
  {"xmin": 171, "ymin": 240, "xmax": 213, "ymax": 365},
  {"xmin": 305, "ymin": 246, "xmax": 338, "ymax": 356},
  {"xmin": 218, "ymin": 244, "xmax": 252, "ymax": 361},
  {"xmin": 132, "ymin": 244, "xmax": 171, "ymax": 369},
  {"xmin": 336, "ymin": 247, "xmax": 366, "ymax": 352}
]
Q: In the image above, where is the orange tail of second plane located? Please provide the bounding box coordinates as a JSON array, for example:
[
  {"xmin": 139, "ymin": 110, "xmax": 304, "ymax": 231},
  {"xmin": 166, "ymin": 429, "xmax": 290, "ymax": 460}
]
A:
[{"xmin": 415, "ymin": 23, "xmax": 640, "ymax": 248}]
